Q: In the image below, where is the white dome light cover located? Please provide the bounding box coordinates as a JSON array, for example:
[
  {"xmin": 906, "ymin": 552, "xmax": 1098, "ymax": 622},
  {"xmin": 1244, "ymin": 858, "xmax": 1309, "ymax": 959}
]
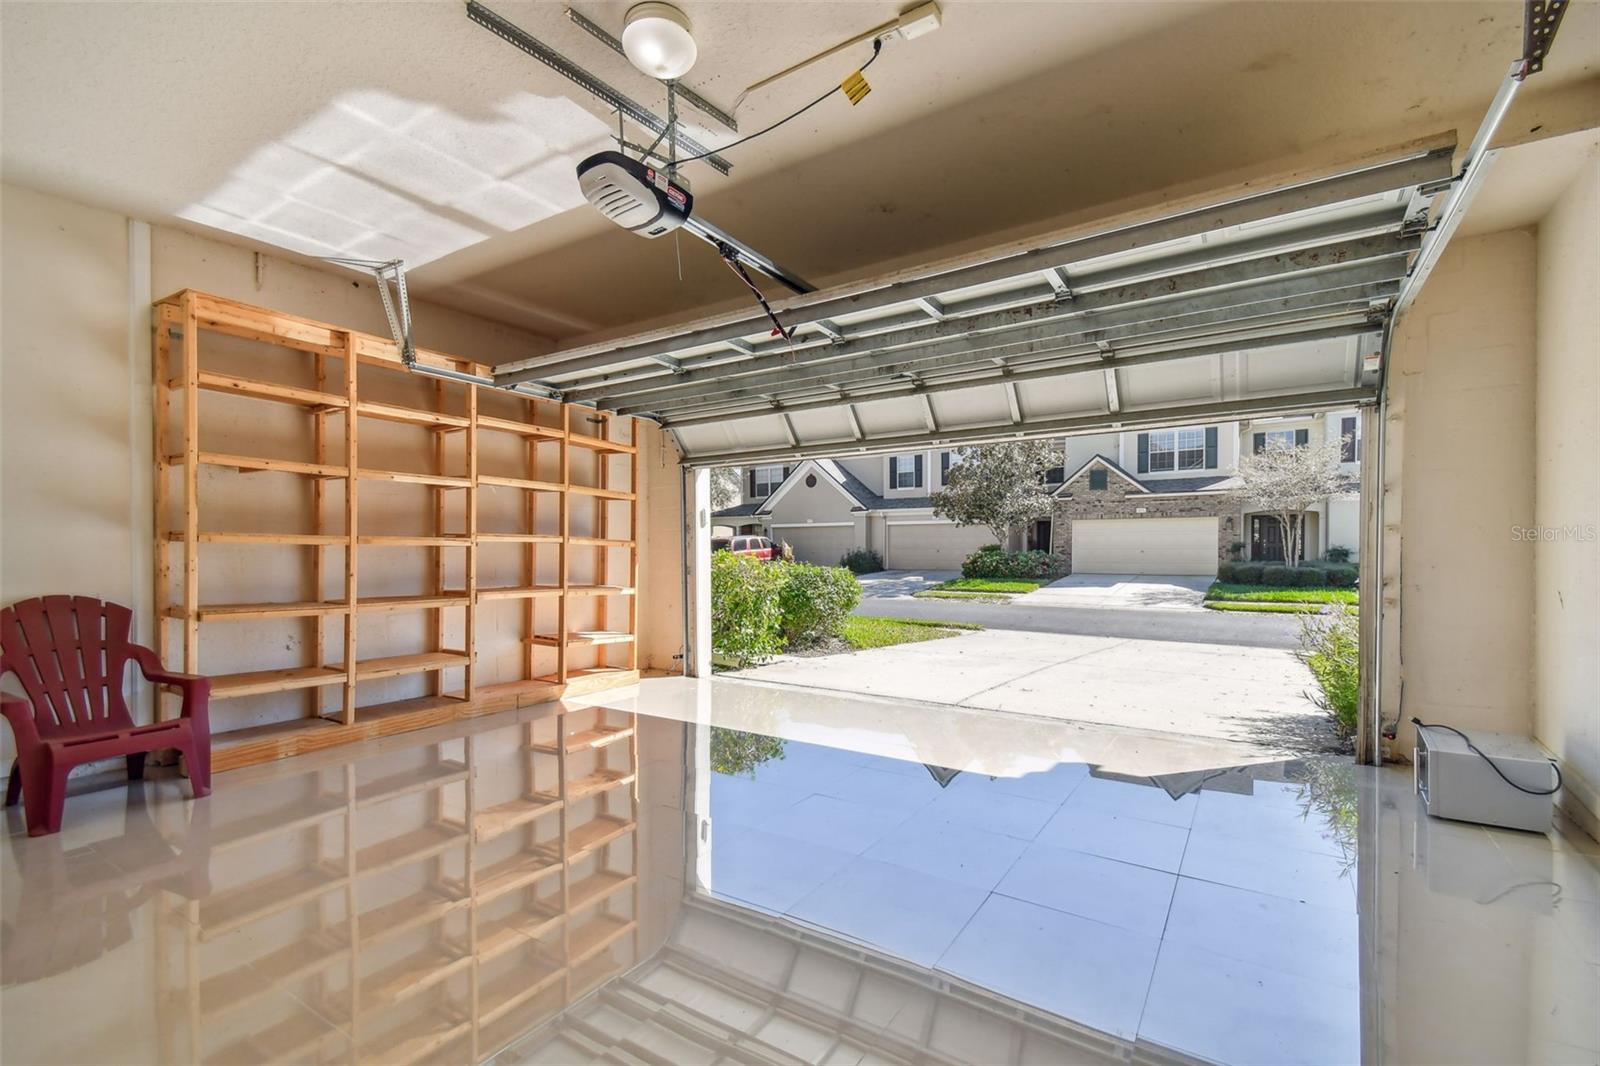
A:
[{"xmin": 621, "ymin": 2, "xmax": 697, "ymax": 80}]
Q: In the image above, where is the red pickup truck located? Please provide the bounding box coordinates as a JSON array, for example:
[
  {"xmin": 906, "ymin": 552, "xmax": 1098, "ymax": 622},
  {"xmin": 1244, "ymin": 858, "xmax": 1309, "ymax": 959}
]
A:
[{"xmin": 712, "ymin": 535, "xmax": 778, "ymax": 561}]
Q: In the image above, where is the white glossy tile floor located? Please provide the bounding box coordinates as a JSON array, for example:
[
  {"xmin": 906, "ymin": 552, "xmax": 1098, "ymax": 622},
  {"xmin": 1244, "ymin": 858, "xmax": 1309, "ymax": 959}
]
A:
[{"xmin": 2, "ymin": 676, "xmax": 1597, "ymax": 1066}]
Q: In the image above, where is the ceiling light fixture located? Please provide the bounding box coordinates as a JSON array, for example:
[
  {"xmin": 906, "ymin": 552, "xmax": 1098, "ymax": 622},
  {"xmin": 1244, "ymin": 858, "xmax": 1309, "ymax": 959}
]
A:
[{"xmin": 621, "ymin": 2, "xmax": 697, "ymax": 80}]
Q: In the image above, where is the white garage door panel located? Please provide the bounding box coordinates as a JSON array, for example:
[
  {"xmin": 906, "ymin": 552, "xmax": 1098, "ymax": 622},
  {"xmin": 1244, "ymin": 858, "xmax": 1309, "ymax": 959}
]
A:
[
  {"xmin": 1072, "ymin": 517, "xmax": 1218, "ymax": 576},
  {"xmin": 773, "ymin": 525, "xmax": 854, "ymax": 566},
  {"xmin": 885, "ymin": 523, "xmax": 994, "ymax": 570}
]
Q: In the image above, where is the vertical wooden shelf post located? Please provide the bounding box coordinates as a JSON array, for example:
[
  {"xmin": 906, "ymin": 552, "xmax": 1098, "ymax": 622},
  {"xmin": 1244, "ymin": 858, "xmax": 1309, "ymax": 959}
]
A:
[{"xmin": 342, "ymin": 332, "xmax": 359, "ymax": 725}]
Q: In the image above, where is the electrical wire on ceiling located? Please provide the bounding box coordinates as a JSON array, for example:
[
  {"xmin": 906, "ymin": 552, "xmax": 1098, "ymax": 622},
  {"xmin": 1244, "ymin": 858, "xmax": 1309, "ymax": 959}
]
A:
[{"xmin": 673, "ymin": 38, "xmax": 883, "ymax": 166}]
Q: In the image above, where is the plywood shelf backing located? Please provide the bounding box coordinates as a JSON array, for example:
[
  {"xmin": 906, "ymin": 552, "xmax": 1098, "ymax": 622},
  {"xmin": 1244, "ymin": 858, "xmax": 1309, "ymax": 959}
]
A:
[
  {"xmin": 166, "ymin": 708, "xmax": 642, "ymax": 1065},
  {"xmin": 153, "ymin": 291, "xmax": 641, "ymax": 771}
]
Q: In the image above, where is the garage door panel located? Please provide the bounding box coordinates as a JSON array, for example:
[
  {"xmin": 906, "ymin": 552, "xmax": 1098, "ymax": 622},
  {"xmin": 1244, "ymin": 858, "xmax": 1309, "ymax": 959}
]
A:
[
  {"xmin": 773, "ymin": 525, "xmax": 854, "ymax": 566},
  {"xmin": 884, "ymin": 523, "xmax": 994, "ymax": 570},
  {"xmin": 1072, "ymin": 517, "xmax": 1218, "ymax": 576}
]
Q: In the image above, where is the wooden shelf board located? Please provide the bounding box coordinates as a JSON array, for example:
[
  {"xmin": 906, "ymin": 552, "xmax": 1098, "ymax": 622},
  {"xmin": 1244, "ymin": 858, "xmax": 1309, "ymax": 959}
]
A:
[
  {"xmin": 477, "ymin": 904, "xmax": 562, "ymax": 964},
  {"xmin": 353, "ymin": 650, "xmax": 471, "ymax": 683},
  {"xmin": 174, "ymin": 531, "xmax": 347, "ymax": 546},
  {"xmin": 176, "ymin": 451, "xmax": 346, "ymax": 479},
  {"xmin": 199, "ymin": 861, "xmax": 347, "ymax": 938},
  {"xmin": 356, "ymin": 1003, "xmax": 471, "ymax": 1066},
  {"xmin": 568, "ymin": 913, "xmax": 635, "ymax": 965},
  {"xmin": 477, "ymin": 585, "xmax": 562, "ymax": 602},
  {"xmin": 201, "ymin": 930, "xmax": 348, "ymax": 1016},
  {"xmin": 564, "ymin": 585, "xmax": 636, "ymax": 597},
  {"xmin": 477, "ymin": 532, "xmax": 563, "ymax": 544},
  {"xmin": 567, "ymin": 536, "xmax": 635, "ymax": 548},
  {"xmin": 530, "ymin": 667, "xmax": 640, "ymax": 689},
  {"xmin": 178, "ymin": 600, "xmax": 348, "ymax": 622},
  {"xmin": 476, "ymin": 414, "xmax": 565, "ymax": 440},
  {"xmin": 568, "ymin": 485, "xmax": 636, "ymax": 501},
  {"xmin": 358, "ymin": 534, "xmax": 471, "ymax": 547},
  {"xmin": 192, "ymin": 369, "xmax": 347, "ymax": 409},
  {"xmin": 566, "ymin": 815, "xmax": 635, "ymax": 860},
  {"xmin": 356, "ymin": 593, "xmax": 471, "ymax": 613},
  {"xmin": 354, "ymin": 759, "xmax": 468, "ymax": 808},
  {"xmin": 528, "ymin": 723, "xmax": 634, "ymax": 754},
  {"xmin": 476, "ymin": 846, "xmax": 562, "ymax": 904},
  {"xmin": 356, "ymin": 467, "xmax": 470, "ymax": 489},
  {"xmin": 566, "ymin": 767, "xmax": 636, "ymax": 802},
  {"xmin": 475, "ymin": 793, "xmax": 563, "ymax": 843},
  {"xmin": 350, "ymin": 883, "xmax": 470, "ymax": 948},
  {"xmin": 355, "ymin": 821, "xmax": 467, "ymax": 877},
  {"xmin": 212, "ymin": 717, "xmax": 345, "ymax": 772},
  {"xmin": 566, "ymin": 432, "xmax": 637, "ymax": 455},
  {"xmin": 209, "ymin": 1001, "xmax": 349, "ymax": 1066},
  {"xmin": 354, "ymin": 400, "xmax": 470, "ymax": 429},
  {"xmin": 478, "ymin": 474, "xmax": 564, "ymax": 493},
  {"xmin": 568, "ymin": 870, "xmax": 637, "ymax": 915},
  {"xmin": 360, "ymin": 943, "xmax": 471, "ymax": 1010},
  {"xmin": 211, "ymin": 663, "xmax": 344, "ymax": 700}
]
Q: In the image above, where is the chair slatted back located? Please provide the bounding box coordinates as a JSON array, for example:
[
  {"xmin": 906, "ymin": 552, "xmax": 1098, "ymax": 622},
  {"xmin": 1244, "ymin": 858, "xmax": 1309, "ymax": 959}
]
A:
[{"xmin": 1, "ymin": 596, "xmax": 138, "ymax": 739}]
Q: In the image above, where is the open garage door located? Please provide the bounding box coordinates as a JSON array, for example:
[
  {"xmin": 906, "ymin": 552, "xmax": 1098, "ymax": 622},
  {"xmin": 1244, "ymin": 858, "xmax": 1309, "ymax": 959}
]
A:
[
  {"xmin": 1072, "ymin": 517, "xmax": 1220, "ymax": 576},
  {"xmin": 494, "ymin": 140, "xmax": 1453, "ymax": 463}
]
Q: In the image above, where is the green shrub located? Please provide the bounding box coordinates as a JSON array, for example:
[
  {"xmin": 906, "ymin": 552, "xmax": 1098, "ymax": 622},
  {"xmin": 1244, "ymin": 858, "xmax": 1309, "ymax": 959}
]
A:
[
  {"xmin": 1325, "ymin": 545, "xmax": 1353, "ymax": 564},
  {"xmin": 1324, "ymin": 564, "xmax": 1358, "ymax": 588},
  {"xmin": 839, "ymin": 548, "xmax": 884, "ymax": 575},
  {"xmin": 1215, "ymin": 561, "xmax": 1237, "ymax": 582},
  {"xmin": 1299, "ymin": 603, "xmax": 1360, "ymax": 738},
  {"xmin": 777, "ymin": 562, "xmax": 861, "ymax": 648},
  {"xmin": 710, "ymin": 551, "xmax": 787, "ymax": 666},
  {"xmin": 1227, "ymin": 540, "xmax": 1246, "ymax": 561},
  {"xmin": 1232, "ymin": 562, "xmax": 1264, "ymax": 584},
  {"xmin": 1262, "ymin": 565, "xmax": 1294, "ymax": 586},
  {"xmin": 1293, "ymin": 565, "xmax": 1328, "ymax": 587},
  {"xmin": 962, "ymin": 546, "xmax": 1063, "ymax": 580}
]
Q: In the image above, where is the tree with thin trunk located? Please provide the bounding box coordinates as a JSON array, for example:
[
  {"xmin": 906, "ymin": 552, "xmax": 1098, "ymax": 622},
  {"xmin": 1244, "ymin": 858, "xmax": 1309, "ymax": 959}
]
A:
[
  {"xmin": 931, "ymin": 440, "xmax": 1059, "ymax": 544},
  {"xmin": 1233, "ymin": 438, "xmax": 1347, "ymax": 566},
  {"xmin": 710, "ymin": 467, "xmax": 742, "ymax": 511}
]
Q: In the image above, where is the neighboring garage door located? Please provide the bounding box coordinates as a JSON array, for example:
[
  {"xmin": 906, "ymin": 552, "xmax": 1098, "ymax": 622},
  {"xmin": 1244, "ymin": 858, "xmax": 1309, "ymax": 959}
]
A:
[
  {"xmin": 1072, "ymin": 517, "xmax": 1219, "ymax": 576},
  {"xmin": 773, "ymin": 524, "xmax": 853, "ymax": 566},
  {"xmin": 884, "ymin": 522, "xmax": 993, "ymax": 569}
]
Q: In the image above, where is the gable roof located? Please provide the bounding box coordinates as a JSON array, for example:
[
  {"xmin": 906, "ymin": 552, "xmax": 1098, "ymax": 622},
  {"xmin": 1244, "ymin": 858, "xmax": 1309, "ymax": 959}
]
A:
[
  {"xmin": 1053, "ymin": 454, "xmax": 1148, "ymax": 496},
  {"xmin": 1054, "ymin": 454, "xmax": 1243, "ymax": 497},
  {"xmin": 755, "ymin": 458, "xmax": 869, "ymax": 516}
]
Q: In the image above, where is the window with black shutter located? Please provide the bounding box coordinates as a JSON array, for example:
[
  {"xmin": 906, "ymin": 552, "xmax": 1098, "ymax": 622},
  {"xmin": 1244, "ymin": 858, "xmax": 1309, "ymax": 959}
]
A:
[
  {"xmin": 1136, "ymin": 433, "xmax": 1150, "ymax": 473},
  {"xmin": 1204, "ymin": 426, "xmax": 1218, "ymax": 468},
  {"xmin": 1340, "ymin": 416, "xmax": 1358, "ymax": 462},
  {"xmin": 1295, "ymin": 429, "xmax": 1310, "ymax": 447}
]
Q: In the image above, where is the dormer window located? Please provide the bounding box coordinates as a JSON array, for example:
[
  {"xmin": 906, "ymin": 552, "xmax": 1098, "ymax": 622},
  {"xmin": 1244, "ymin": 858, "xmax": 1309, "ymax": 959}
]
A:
[{"xmin": 889, "ymin": 454, "xmax": 924, "ymax": 489}]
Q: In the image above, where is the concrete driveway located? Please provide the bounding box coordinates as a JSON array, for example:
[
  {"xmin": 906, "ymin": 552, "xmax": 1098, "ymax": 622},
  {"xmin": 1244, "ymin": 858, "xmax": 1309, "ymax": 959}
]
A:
[
  {"xmin": 856, "ymin": 570, "xmax": 958, "ymax": 598},
  {"xmin": 1015, "ymin": 574, "xmax": 1213, "ymax": 610},
  {"xmin": 736, "ymin": 628, "xmax": 1337, "ymax": 755}
]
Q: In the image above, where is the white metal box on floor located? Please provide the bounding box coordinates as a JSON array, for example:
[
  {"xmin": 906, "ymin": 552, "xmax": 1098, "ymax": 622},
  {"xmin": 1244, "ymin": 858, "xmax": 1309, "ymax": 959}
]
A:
[{"xmin": 1415, "ymin": 725, "xmax": 1556, "ymax": 833}]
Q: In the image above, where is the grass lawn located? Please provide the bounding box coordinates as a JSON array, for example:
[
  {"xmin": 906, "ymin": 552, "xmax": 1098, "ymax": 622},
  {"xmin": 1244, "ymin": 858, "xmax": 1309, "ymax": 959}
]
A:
[
  {"xmin": 840, "ymin": 616, "xmax": 982, "ymax": 649},
  {"xmin": 1204, "ymin": 600, "xmax": 1328, "ymax": 614},
  {"xmin": 1205, "ymin": 581, "xmax": 1358, "ymax": 606},
  {"xmin": 913, "ymin": 577, "xmax": 1045, "ymax": 600}
]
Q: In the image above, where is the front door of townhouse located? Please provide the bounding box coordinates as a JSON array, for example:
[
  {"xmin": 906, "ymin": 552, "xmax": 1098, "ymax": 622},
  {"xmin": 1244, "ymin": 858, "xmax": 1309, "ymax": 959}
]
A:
[{"xmin": 1251, "ymin": 515, "xmax": 1287, "ymax": 562}]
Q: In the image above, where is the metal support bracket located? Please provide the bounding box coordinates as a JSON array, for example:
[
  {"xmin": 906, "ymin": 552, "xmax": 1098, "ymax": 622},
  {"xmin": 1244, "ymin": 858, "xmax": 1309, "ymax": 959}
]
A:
[{"xmin": 566, "ymin": 7, "xmax": 739, "ymax": 133}]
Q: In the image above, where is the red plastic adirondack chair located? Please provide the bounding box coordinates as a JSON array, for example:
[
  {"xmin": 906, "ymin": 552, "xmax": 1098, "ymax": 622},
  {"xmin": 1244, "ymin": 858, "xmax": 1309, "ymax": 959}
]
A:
[{"xmin": 1, "ymin": 596, "xmax": 211, "ymax": 836}]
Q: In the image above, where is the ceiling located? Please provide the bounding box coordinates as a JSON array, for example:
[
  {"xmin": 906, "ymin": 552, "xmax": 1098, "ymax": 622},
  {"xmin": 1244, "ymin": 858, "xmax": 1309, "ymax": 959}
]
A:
[{"xmin": 3, "ymin": 1, "xmax": 1597, "ymax": 352}]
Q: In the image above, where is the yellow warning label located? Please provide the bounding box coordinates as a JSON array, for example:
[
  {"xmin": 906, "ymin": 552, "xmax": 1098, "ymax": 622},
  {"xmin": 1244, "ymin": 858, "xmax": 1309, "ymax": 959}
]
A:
[{"xmin": 841, "ymin": 70, "xmax": 871, "ymax": 105}]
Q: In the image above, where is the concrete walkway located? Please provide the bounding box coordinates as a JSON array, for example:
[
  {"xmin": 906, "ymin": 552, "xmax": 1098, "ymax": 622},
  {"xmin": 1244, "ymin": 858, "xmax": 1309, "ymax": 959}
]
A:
[
  {"xmin": 1016, "ymin": 574, "xmax": 1213, "ymax": 610},
  {"xmin": 857, "ymin": 570, "xmax": 958, "ymax": 598},
  {"xmin": 737, "ymin": 628, "xmax": 1337, "ymax": 755}
]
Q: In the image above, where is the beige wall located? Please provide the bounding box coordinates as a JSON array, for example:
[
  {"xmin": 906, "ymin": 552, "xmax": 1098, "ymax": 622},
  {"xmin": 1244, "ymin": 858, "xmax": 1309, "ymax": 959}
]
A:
[
  {"xmin": 3, "ymin": 182, "xmax": 685, "ymax": 758},
  {"xmin": 1381, "ymin": 228, "xmax": 1538, "ymax": 752},
  {"xmin": 1533, "ymin": 154, "xmax": 1600, "ymax": 832}
]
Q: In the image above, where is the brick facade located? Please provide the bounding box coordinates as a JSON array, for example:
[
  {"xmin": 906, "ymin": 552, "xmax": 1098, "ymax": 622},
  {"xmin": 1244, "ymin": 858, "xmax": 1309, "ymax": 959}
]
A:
[{"xmin": 1050, "ymin": 463, "xmax": 1237, "ymax": 573}]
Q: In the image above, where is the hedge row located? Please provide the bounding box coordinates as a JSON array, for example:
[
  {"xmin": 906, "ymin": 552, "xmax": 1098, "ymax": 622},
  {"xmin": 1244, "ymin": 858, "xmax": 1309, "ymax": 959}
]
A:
[
  {"xmin": 1217, "ymin": 561, "xmax": 1358, "ymax": 587},
  {"xmin": 962, "ymin": 545, "xmax": 1065, "ymax": 580},
  {"xmin": 711, "ymin": 553, "xmax": 862, "ymax": 666}
]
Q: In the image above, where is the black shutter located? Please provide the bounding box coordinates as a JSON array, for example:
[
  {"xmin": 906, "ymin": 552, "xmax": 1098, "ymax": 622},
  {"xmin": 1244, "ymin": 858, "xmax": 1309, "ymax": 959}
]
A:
[
  {"xmin": 1341, "ymin": 417, "xmax": 1357, "ymax": 462},
  {"xmin": 913, "ymin": 454, "xmax": 924, "ymax": 488},
  {"xmin": 747, "ymin": 469, "xmax": 757, "ymax": 496},
  {"xmin": 1204, "ymin": 426, "xmax": 1218, "ymax": 468},
  {"xmin": 1295, "ymin": 429, "xmax": 1310, "ymax": 447},
  {"xmin": 889, "ymin": 456, "xmax": 900, "ymax": 486},
  {"xmin": 1136, "ymin": 433, "xmax": 1150, "ymax": 474},
  {"xmin": 941, "ymin": 452, "xmax": 950, "ymax": 480},
  {"xmin": 1253, "ymin": 432, "xmax": 1266, "ymax": 455},
  {"xmin": 782, "ymin": 465, "xmax": 792, "ymax": 481}
]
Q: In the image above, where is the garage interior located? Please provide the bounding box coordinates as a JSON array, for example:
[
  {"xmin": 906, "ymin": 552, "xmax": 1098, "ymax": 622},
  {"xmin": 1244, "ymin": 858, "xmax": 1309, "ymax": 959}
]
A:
[{"xmin": 1, "ymin": 2, "xmax": 1597, "ymax": 1064}]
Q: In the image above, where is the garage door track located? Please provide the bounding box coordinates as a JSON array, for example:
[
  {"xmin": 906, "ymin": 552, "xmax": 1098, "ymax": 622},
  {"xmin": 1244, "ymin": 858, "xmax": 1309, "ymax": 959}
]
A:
[{"xmin": 1015, "ymin": 574, "xmax": 1213, "ymax": 610}]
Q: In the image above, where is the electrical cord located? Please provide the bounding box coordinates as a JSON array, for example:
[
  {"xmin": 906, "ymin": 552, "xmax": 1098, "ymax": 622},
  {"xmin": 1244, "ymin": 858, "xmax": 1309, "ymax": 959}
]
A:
[
  {"xmin": 1411, "ymin": 717, "xmax": 1563, "ymax": 796},
  {"xmin": 674, "ymin": 38, "xmax": 883, "ymax": 166},
  {"xmin": 718, "ymin": 244, "xmax": 794, "ymax": 340}
]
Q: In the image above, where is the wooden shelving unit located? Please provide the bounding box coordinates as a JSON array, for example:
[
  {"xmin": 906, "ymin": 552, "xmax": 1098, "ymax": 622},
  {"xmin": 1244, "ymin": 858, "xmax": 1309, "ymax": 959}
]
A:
[
  {"xmin": 152, "ymin": 291, "xmax": 641, "ymax": 771},
  {"xmin": 168, "ymin": 707, "xmax": 641, "ymax": 1066}
]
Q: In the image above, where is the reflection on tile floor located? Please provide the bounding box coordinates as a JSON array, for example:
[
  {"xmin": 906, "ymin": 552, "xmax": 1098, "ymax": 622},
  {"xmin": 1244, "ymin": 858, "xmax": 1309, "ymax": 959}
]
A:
[{"xmin": 4, "ymin": 676, "xmax": 1598, "ymax": 1066}]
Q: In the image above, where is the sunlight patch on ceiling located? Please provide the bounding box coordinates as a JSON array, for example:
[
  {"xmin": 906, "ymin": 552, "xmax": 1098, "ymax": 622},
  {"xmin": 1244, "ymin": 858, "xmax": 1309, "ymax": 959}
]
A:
[{"xmin": 178, "ymin": 89, "xmax": 614, "ymax": 267}]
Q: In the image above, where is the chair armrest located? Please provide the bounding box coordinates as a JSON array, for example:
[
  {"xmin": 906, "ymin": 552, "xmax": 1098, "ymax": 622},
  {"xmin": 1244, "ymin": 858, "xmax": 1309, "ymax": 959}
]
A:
[
  {"xmin": 1, "ymin": 693, "xmax": 40, "ymax": 749},
  {"xmin": 131, "ymin": 646, "xmax": 211, "ymax": 704}
]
